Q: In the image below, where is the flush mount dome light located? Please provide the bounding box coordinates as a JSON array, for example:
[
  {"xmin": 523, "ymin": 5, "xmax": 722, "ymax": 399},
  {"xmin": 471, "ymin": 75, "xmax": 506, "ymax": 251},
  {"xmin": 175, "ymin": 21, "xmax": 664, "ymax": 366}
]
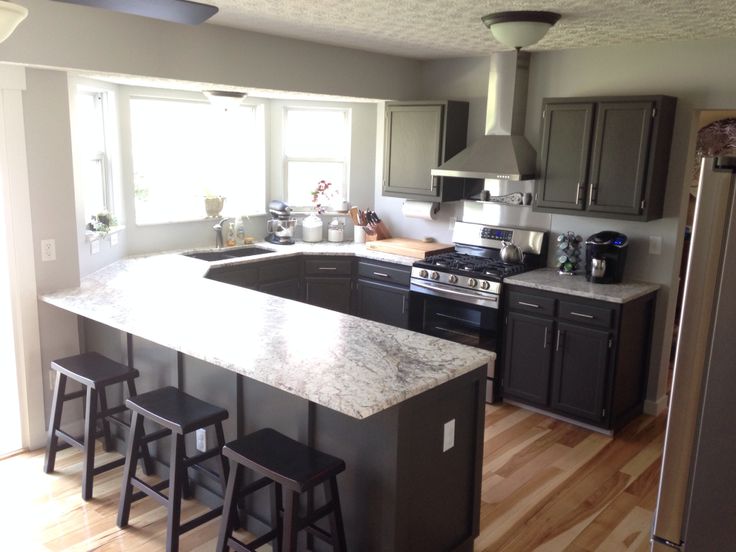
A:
[
  {"xmin": 203, "ymin": 90, "xmax": 247, "ymax": 110},
  {"xmin": 482, "ymin": 11, "xmax": 561, "ymax": 50},
  {"xmin": 0, "ymin": 1, "xmax": 29, "ymax": 43}
]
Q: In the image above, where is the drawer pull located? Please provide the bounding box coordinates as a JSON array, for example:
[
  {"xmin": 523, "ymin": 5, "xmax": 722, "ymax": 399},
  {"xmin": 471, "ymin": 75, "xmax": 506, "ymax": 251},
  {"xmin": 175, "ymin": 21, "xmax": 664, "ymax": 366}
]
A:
[
  {"xmin": 543, "ymin": 327, "xmax": 548, "ymax": 349},
  {"xmin": 318, "ymin": 267, "xmax": 338, "ymax": 271},
  {"xmin": 556, "ymin": 330, "xmax": 562, "ymax": 351},
  {"xmin": 518, "ymin": 301, "xmax": 540, "ymax": 308},
  {"xmin": 373, "ymin": 272, "xmax": 390, "ymax": 278},
  {"xmin": 570, "ymin": 311, "xmax": 594, "ymax": 319}
]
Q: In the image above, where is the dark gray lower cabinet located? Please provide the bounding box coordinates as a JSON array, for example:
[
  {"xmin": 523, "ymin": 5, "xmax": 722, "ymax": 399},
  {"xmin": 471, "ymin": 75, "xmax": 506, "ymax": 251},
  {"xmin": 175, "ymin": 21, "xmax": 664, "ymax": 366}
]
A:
[
  {"xmin": 501, "ymin": 285, "xmax": 656, "ymax": 431},
  {"xmin": 205, "ymin": 265, "xmax": 258, "ymax": 288},
  {"xmin": 356, "ymin": 278, "xmax": 409, "ymax": 328},
  {"xmin": 259, "ymin": 278, "xmax": 301, "ymax": 301},
  {"xmin": 502, "ymin": 311, "xmax": 553, "ymax": 407},
  {"xmin": 304, "ymin": 277, "xmax": 352, "ymax": 313}
]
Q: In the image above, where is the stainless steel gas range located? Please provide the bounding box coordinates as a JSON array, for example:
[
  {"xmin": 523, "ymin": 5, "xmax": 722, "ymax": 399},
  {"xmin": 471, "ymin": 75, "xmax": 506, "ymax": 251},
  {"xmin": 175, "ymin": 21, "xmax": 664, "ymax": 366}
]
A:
[{"xmin": 409, "ymin": 221, "xmax": 547, "ymax": 403}]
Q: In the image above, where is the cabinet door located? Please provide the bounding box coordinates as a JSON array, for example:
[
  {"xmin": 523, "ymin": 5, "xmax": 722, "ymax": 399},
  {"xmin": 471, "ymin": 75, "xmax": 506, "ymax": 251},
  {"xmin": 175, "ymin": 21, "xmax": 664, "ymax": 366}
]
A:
[
  {"xmin": 383, "ymin": 104, "xmax": 443, "ymax": 199},
  {"xmin": 259, "ymin": 278, "xmax": 301, "ymax": 301},
  {"xmin": 304, "ymin": 277, "xmax": 352, "ymax": 314},
  {"xmin": 356, "ymin": 278, "xmax": 409, "ymax": 329},
  {"xmin": 535, "ymin": 102, "xmax": 594, "ymax": 211},
  {"xmin": 206, "ymin": 266, "xmax": 258, "ymax": 289},
  {"xmin": 550, "ymin": 322, "xmax": 610, "ymax": 423},
  {"xmin": 587, "ymin": 101, "xmax": 654, "ymax": 216},
  {"xmin": 502, "ymin": 311, "xmax": 554, "ymax": 407}
]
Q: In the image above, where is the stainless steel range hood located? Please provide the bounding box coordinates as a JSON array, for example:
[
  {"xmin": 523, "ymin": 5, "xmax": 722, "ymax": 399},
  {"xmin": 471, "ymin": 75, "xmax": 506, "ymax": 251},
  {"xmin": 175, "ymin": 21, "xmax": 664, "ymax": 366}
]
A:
[{"xmin": 432, "ymin": 51, "xmax": 537, "ymax": 181}]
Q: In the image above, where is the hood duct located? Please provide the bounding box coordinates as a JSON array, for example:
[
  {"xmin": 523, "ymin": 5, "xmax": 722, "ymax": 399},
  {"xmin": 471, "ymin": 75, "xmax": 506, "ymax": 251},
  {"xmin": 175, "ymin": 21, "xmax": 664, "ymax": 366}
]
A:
[{"xmin": 432, "ymin": 50, "xmax": 537, "ymax": 181}]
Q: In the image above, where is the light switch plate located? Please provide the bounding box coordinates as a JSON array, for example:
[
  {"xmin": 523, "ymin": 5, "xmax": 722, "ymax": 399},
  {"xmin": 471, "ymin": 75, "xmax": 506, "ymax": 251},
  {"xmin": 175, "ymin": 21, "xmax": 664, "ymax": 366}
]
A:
[
  {"xmin": 649, "ymin": 236, "xmax": 662, "ymax": 255},
  {"xmin": 110, "ymin": 233, "xmax": 119, "ymax": 246},
  {"xmin": 90, "ymin": 240, "xmax": 100, "ymax": 255},
  {"xmin": 443, "ymin": 419, "xmax": 455, "ymax": 452}
]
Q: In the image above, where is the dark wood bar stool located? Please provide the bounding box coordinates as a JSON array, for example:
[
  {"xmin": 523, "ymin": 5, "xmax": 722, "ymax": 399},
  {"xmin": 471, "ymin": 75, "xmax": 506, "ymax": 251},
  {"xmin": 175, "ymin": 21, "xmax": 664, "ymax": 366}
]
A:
[
  {"xmin": 43, "ymin": 352, "xmax": 154, "ymax": 501},
  {"xmin": 117, "ymin": 386, "xmax": 229, "ymax": 552},
  {"xmin": 216, "ymin": 428, "xmax": 347, "ymax": 552}
]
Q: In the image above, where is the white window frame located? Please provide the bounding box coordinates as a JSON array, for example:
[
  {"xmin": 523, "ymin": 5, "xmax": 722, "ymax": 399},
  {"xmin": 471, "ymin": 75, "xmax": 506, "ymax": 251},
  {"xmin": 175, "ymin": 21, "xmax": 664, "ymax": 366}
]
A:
[{"xmin": 282, "ymin": 105, "xmax": 351, "ymax": 210}]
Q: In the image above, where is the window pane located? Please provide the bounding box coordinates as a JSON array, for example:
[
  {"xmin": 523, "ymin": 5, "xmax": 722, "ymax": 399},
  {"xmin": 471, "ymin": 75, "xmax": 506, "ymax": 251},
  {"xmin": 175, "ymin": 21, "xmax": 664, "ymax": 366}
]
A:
[
  {"xmin": 130, "ymin": 98, "xmax": 265, "ymax": 224},
  {"xmin": 285, "ymin": 109, "xmax": 347, "ymax": 159},
  {"xmin": 287, "ymin": 161, "xmax": 345, "ymax": 207}
]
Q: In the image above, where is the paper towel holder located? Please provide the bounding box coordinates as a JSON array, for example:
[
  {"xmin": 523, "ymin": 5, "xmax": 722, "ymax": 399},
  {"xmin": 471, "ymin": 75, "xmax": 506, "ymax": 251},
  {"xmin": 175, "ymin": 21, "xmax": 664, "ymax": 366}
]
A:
[{"xmin": 402, "ymin": 200, "xmax": 440, "ymax": 215}]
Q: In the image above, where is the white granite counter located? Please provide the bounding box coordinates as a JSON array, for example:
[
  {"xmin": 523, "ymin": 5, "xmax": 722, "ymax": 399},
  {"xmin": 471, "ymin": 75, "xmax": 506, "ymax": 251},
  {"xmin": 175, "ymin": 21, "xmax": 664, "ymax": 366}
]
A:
[
  {"xmin": 40, "ymin": 250, "xmax": 492, "ymax": 420},
  {"xmin": 505, "ymin": 268, "xmax": 660, "ymax": 303}
]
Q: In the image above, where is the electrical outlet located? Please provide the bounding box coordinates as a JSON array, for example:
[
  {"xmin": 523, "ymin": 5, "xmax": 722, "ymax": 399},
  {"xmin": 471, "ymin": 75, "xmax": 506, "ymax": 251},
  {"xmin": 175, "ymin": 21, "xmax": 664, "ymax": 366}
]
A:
[
  {"xmin": 110, "ymin": 233, "xmax": 119, "ymax": 246},
  {"xmin": 442, "ymin": 419, "xmax": 455, "ymax": 452},
  {"xmin": 195, "ymin": 428, "xmax": 207, "ymax": 452},
  {"xmin": 649, "ymin": 236, "xmax": 662, "ymax": 255},
  {"xmin": 90, "ymin": 240, "xmax": 100, "ymax": 255},
  {"xmin": 448, "ymin": 216, "xmax": 456, "ymax": 232},
  {"xmin": 41, "ymin": 239, "xmax": 56, "ymax": 262}
]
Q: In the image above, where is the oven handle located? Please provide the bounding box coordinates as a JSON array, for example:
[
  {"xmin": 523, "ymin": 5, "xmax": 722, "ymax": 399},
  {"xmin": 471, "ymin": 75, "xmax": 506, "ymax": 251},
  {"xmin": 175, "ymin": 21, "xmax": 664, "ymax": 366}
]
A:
[{"xmin": 411, "ymin": 281, "xmax": 499, "ymax": 309}]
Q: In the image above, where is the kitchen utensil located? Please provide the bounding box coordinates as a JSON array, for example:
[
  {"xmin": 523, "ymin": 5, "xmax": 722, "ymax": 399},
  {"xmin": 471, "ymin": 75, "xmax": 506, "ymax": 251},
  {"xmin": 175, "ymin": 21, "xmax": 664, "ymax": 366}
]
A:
[
  {"xmin": 349, "ymin": 206, "xmax": 360, "ymax": 225},
  {"xmin": 500, "ymin": 241, "xmax": 523, "ymax": 264},
  {"xmin": 265, "ymin": 200, "xmax": 296, "ymax": 245}
]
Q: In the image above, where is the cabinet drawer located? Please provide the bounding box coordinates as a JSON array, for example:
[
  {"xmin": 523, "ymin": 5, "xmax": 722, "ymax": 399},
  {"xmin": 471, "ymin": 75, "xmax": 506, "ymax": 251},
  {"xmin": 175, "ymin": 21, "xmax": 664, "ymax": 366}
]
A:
[
  {"xmin": 558, "ymin": 300, "xmax": 613, "ymax": 328},
  {"xmin": 304, "ymin": 257, "xmax": 352, "ymax": 276},
  {"xmin": 357, "ymin": 260, "xmax": 411, "ymax": 286},
  {"xmin": 507, "ymin": 291, "xmax": 555, "ymax": 316},
  {"xmin": 259, "ymin": 259, "xmax": 300, "ymax": 283}
]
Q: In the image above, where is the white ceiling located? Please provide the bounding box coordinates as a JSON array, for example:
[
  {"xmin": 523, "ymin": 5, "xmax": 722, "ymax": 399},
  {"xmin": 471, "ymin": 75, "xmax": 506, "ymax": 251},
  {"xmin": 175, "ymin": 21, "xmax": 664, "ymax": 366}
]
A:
[{"xmin": 207, "ymin": 0, "xmax": 736, "ymax": 59}]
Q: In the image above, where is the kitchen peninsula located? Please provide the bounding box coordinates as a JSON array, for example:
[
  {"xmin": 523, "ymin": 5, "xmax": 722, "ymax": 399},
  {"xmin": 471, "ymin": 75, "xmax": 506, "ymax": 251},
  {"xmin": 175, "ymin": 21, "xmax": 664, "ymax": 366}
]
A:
[{"xmin": 41, "ymin": 248, "xmax": 492, "ymax": 552}]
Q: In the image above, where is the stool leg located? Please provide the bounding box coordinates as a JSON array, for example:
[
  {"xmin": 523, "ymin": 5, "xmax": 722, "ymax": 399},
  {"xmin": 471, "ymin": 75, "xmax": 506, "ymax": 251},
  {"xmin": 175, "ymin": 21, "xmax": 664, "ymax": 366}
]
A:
[
  {"xmin": 325, "ymin": 477, "xmax": 347, "ymax": 552},
  {"xmin": 43, "ymin": 372, "xmax": 67, "ymax": 474},
  {"xmin": 215, "ymin": 459, "xmax": 242, "ymax": 552},
  {"xmin": 82, "ymin": 386, "xmax": 98, "ymax": 501},
  {"xmin": 271, "ymin": 482, "xmax": 284, "ymax": 552},
  {"xmin": 283, "ymin": 490, "xmax": 300, "ymax": 552},
  {"xmin": 117, "ymin": 411, "xmax": 144, "ymax": 528},
  {"xmin": 126, "ymin": 378, "xmax": 155, "ymax": 476},
  {"xmin": 97, "ymin": 386, "xmax": 114, "ymax": 453},
  {"xmin": 167, "ymin": 432, "xmax": 185, "ymax": 552}
]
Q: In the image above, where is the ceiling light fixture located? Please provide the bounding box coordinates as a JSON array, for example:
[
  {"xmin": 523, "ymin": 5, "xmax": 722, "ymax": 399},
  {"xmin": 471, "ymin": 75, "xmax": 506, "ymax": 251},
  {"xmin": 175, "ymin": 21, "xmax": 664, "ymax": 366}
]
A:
[
  {"xmin": 203, "ymin": 90, "xmax": 247, "ymax": 110},
  {"xmin": 0, "ymin": 1, "xmax": 28, "ymax": 43},
  {"xmin": 482, "ymin": 11, "xmax": 561, "ymax": 50}
]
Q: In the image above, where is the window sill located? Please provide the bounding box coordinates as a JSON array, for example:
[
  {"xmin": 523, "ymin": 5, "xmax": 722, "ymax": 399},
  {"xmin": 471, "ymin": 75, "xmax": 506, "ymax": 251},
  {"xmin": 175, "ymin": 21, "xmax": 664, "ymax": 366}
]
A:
[{"xmin": 85, "ymin": 225, "xmax": 125, "ymax": 243}]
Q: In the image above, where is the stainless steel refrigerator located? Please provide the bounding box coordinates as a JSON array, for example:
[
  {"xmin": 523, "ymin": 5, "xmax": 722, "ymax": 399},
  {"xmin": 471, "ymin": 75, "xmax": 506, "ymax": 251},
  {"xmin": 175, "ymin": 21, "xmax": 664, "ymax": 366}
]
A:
[{"xmin": 651, "ymin": 156, "xmax": 736, "ymax": 551}]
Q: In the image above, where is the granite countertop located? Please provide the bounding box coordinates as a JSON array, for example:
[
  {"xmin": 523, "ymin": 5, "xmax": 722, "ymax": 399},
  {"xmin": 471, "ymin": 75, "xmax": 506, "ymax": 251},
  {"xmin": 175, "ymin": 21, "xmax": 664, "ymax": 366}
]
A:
[
  {"xmin": 505, "ymin": 268, "xmax": 660, "ymax": 303},
  {"xmin": 40, "ymin": 247, "xmax": 492, "ymax": 420}
]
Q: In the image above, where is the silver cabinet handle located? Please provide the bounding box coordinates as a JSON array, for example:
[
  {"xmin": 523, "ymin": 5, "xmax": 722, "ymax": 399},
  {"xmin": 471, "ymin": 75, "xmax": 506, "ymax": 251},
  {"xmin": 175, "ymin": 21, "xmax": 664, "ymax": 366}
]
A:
[
  {"xmin": 543, "ymin": 327, "xmax": 548, "ymax": 349},
  {"xmin": 575, "ymin": 182, "xmax": 582, "ymax": 205},
  {"xmin": 373, "ymin": 272, "xmax": 390, "ymax": 278},
  {"xmin": 556, "ymin": 330, "xmax": 562, "ymax": 351},
  {"xmin": 570, "ymin": 311, "xmax": 594, "ymax": 319},
  {"xmin": 402, "ymin": 295, "xmax": 407, "ymax": 314},
  {"xmin": 318, "ymin": 267, "xmax": 337, "ymax": 271},
  {"xmin": 518, "ymin": 301, "xmax": 540, "ymax": 308}
]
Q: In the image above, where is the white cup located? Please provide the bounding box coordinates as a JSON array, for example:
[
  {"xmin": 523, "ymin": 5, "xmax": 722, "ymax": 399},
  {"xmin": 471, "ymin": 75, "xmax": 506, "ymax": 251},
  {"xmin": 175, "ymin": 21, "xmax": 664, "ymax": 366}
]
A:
[{"xmin": 353, "ymin": 226, "xmax": 365, "ymax": 244}]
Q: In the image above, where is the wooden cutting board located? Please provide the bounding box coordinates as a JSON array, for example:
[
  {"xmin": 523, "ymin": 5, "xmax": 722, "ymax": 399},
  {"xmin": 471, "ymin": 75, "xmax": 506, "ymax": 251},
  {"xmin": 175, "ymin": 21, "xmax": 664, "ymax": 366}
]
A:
[{"xmin": 365, "ymin": 238, "xmax": 454, "ymax": 259}]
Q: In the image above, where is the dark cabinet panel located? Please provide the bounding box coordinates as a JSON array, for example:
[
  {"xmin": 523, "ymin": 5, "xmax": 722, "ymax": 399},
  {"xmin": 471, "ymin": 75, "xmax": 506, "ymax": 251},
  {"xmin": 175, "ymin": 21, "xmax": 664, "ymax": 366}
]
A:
[
  {"xmin": 550, "ymin": 322, "xmax": 610, "ymax": 423},
  {"xmin": 206, "ymin": 265, "xmax": 258, "ymax": 289},
  {"xmin": 534, "ymin": 95, "xmax": 676, "ymax": 221},
  {"xmin": 587, "ymin": 101, "xmax": 653, "ymax": 216},
  {"xmin": 259, "ymin": 278, "xmax": 301, "ymax": 301},
  {"xmin": 536, "ymin": 102, "xmax": 594, "ymax": 211},
  {"xmin": 356, "ymin": 278, "xmax": 409, "ymax": 329},
  {"xmin": 304, "ymin": 277, "xmax": 352, "ymax": 314},
  {"xmin": 502, "ymin": 311, "xmax": 554, "ymax": 407}
]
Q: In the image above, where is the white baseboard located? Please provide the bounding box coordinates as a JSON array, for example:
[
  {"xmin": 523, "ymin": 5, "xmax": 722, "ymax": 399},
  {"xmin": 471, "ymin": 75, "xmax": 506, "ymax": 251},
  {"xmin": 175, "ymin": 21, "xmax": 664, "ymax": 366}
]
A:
[{"xmin": 644, "ymin": 394, "xmax": 669, "ymax": 416}]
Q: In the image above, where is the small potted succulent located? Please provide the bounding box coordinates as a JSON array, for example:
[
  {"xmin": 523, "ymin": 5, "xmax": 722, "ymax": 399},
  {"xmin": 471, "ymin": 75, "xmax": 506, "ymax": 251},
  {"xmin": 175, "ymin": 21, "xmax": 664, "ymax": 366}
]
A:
[{"xmin": 86, "ymin": 211, "xmax": 117, "ymax": 237}]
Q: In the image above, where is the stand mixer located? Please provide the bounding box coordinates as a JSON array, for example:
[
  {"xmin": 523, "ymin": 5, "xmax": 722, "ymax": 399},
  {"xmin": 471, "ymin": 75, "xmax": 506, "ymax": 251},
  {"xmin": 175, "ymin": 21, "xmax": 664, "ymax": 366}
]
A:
[{"xmin": 265, "ymin": 200, "xmax": 297, "ymax": 245}]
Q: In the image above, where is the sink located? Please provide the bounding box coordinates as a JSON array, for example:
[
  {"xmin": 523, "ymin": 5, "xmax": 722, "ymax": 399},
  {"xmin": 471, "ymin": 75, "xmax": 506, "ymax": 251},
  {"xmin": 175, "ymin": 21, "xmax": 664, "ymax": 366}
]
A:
[{"xmin": 183, "ymin": 246, "xmax": 275, "ymax": 262}]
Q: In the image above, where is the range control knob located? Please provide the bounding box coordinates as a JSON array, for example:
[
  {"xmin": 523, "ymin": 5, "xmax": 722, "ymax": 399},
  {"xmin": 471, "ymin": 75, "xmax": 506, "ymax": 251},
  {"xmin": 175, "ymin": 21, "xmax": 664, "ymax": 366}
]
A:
[
  {"xmin": 480, "ymin": 280, "xmax": 490, "ymax": 290},
  {"xmin": 468, "ymin": 278, "xmax": 478, "ymax": 288},
  {"xmin": 431, "ymin": 271, "xmax": 440, "ymax": 281},
  {"xmin": 448, "ymin": 274, "xmax": 458, "ymax": 284},
  {"xmin": 419, "ymin": 269, "xmax": 428, "ymax": 278}
]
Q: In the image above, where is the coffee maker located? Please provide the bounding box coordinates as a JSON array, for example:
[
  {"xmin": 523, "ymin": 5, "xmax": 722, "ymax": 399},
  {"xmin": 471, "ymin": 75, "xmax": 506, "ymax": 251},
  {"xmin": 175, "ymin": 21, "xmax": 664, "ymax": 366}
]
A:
[
  {"xmin": 585, "ymin": 231, "xmax": 629, "ymax": 284},
  {"xmin": 266, "ymin": 200, "xmax": 297, "ymax": 245}
]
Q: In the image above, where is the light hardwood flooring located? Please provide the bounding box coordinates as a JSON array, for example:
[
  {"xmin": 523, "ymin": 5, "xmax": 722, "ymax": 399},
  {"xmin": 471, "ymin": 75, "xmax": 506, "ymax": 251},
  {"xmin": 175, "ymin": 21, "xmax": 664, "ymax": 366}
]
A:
[{"xmin": 0, "ymin": 403, "xmax": 665, "ymax": 551}]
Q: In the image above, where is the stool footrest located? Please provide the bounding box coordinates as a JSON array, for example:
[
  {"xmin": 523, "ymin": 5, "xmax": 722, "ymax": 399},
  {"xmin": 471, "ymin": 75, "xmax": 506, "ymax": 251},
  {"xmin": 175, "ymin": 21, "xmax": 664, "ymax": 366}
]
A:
[
  {"xmin": 304, "ymin": 521, "xmax": 333, "ymax": 544},
  {"xmin": 242, "ymin": 476, "xmax": 272, "ymax": 495},
  {"xmin": 131, "ymin": 476, "xmax": 169, "ymax": 507},
  {"xmin": 62, "ymin": 389, "xmax": 86, "ymax": 401},
  {"xmin": 92, "ymin": 457, "xmax": 126, "ymax": 476},
  {"xmin": 188, "ymin": 461, "xmax": 220, "ymax": 483},
  {"xmin": 301, "ymin": 501, "xmax": 337, "ymax": 531},
  {"xmin": 97, "ymin": 404, "xmax": 128, "ymax": 419},
  {"xmin": 55, "ymin": 429, "xmax": 85, "ymax": 450},
  {"xmin": 130, "ymin": 478, "xmax": 169, "ymax": 502},
  {"xmin": 178, "ymin": 505, "xmax": 223, "ymax": 534},
  {"xmin": 232, "ymin": 527, "xmax": 279, "ymax": 551},
  {"xmin": 184, "ymin": 448, "xmax": 220, "ymax": 467},
  {"xmin": 139, "ymin": 428, "xmax": 169, "ymax": 444}
]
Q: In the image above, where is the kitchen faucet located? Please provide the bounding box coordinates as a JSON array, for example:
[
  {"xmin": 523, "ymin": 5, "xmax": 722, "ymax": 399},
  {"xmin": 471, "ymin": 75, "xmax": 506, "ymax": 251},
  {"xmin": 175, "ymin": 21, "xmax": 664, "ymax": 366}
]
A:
[{"xmin": 213, "ymin": 217, "xmax": 233, "ymax": 249}]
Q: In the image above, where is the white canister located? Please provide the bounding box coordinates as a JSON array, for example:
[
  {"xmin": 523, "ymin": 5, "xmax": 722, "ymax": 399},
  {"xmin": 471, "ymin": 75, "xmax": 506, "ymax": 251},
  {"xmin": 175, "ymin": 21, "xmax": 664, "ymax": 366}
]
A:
[
  {"xmin": 328, "ymin": 218, "xmax": 344, "ymax": 243},
  {"xmin": 302, "ymin": 213, "xmax": 323, "ymax": 242}
]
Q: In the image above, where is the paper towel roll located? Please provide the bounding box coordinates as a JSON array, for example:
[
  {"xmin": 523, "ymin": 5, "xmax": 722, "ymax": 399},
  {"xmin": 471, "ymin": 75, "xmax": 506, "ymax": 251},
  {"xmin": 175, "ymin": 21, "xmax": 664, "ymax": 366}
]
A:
[{"xmin": 402, "ymin": 201, "xmax": 439, "ymax": 221}]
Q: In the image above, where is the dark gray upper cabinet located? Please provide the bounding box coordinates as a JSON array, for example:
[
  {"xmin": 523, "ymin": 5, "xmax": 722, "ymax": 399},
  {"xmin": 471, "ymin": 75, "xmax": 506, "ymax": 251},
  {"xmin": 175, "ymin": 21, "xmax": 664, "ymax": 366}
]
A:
[
  {"xmin": 534, "ymin": 95, "xmax": 676, "ymax": 221},
  {"xmin": 382, "ymin": 101, "xmax": 480, "ymax": 202}
]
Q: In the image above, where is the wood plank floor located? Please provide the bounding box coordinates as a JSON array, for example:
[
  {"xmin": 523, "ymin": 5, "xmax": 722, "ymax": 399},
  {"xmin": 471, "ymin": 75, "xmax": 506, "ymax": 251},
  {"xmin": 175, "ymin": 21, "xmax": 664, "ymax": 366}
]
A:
[{"xmin": 0, "ymin": 403, "xmax": 665, "ymax": 551}]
